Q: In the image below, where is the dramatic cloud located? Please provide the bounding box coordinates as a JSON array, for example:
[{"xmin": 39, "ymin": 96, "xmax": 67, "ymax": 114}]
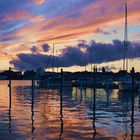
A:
[
  {"xmin": 0, "ymin": 0, "xmax": 140, "ymax": 49},
  {"xmin": 30, "ymin": 46, "xmax": 39, "ymax": 53},
  {"xmin": 10, "ymin": 40, "xmax": 140, "ymax": 70},
  {"xmin": 30, "ymin": 43, "xmax": 50, "ymax": 53},
  {"xmin": 0, "ymin": 0, "xmax": 140, "ymax": 70},
  {"xmin": 41, "ymin": 43, "xmax": 50, "ymax": 52}
]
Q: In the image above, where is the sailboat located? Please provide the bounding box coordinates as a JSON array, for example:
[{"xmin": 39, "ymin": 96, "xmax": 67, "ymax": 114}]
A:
[
  {"xmin": 118, "ymin": 3, "xmax": 138, "ymax": 91},
  {"xmin": 37, "ymin": 45, "xmax": 72, "ymax": 88}
]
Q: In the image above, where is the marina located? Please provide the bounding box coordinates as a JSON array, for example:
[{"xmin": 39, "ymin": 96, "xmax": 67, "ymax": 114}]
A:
[
  {"xmin": 0, "ymin": 80, "xmax": 140, "ymax": 140},
  {"xmin": 0, "ymin": 1, "xmax": 140, "ymax": 140}
]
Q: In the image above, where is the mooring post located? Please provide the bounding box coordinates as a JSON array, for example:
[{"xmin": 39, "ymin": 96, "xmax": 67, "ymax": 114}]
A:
[
  {"xmin": 93, "ymin": 65, "xmax": 96, "ymax": 107},
  {"xmin": 76, "ymin": 87, "xmax": 78, "ymax": 101},
  {"xmin": 80, "ymin": 80, "xmax": 83, "ymax": 101},
  {"xmin": 139, "ymin": 90, "xmax": 140, "ymax": 109},
  {"xmin": 31, "ymin": 69, "xmax": 35, "ymax": 133},
  {"xmin": 60, "ymin": 68, "xmax": 63, "ymax": 139},
  {"xmin": 106, "ymin": 90, "xmax": 109, "ymax": 106},
  {"xmin": 31, "ymin": 83, "xmax": 35, "ymax": 133},
  {"xmin": 93, "ymin": 65, "xmax": 96, "ymax": 139},
  {"xmin": 131, "ymin": 67, "xmax": 135, "ymax": 91},
  {"xmin": 60, "ymin": 69, "xmax": 63, "ymax": 93},
  {"xmin": 131, "ymin": 67, "xmax": 135, "ymax": 140},
  {"xmin": 8, "ymin": 67, "xmax": 12, "ymax": 133},
  {"xmin": 60, "ymin": 68, "xmax": 63, "ymax": 112},
  {"xmin": 31, "ymin": 69, "xmax": 34, "ymax": 93},
  {"xmin": 8, "ymin": 67, "xmax": 12, "ymax": 109}
]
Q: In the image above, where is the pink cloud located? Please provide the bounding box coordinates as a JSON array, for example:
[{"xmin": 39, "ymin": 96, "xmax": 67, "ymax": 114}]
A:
[
  {"xmin": 3, "ymin": 10, "xmax": 31, "ymax": 21},
  {"xmin": 32, "ymin": 0, "xmax": 45, "ymax": 5},
  {"xmin": 1, "ymin": 0, "xmax": 140, "ymax": 56}
]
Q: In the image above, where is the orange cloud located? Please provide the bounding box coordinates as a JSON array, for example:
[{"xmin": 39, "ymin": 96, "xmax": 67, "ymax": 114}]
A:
[
  {"xmin": 29, "ymin": 16, "xmax": 46, "ymax": 23},
  {"xmin": 1, "ymin": 0, "xmax": 140, "ymax": 57}
]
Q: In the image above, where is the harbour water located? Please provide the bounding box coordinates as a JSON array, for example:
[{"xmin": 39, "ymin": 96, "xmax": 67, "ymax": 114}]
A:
[{"xmin": 0, "ymin": 80, "xmax": 140, "ymax": 140}]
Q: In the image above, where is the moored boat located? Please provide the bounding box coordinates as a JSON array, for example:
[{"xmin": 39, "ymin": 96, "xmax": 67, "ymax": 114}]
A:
[{"xmin": 37, "ymin": 76, "xmax": 72, "ymax": 88}]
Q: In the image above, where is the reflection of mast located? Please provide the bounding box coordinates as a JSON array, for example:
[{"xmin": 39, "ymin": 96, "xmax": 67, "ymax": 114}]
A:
[
  {"xmin": 123, "ymin": 3, "xmax": 128, "ymax": 71},
  {"xmin": 122, "ymin": 94, "xmax": 128, "ymax": 140},
  {"xmin": 106, "ymin": 90, "xmax": 109, "ymax": 106}
]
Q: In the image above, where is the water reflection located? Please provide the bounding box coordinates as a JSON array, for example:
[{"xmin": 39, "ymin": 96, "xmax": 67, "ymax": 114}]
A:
[
  {"xmin": 31, "ymin": 85, "xmax": 35, "ymax": 134},
  {"xmin": 59, "ymin": 87, "xmax": 63, "ymax": 139},
  {"xmin": 8, "ymin": 87, "xmax": 12, "ymax": 134},
  {"xmin": 0, "ymin": 81, "xmax": 140, "ymax": 139},
  {"xmin": 93, "ymin": 86, "xmax": 96, "ymax": 140},
  {"xmin": 131, "ymin": 90, "xmax": 135, "ymax": 140},
  {"xmin": 139, "ymin": 92, "xmax": 140, "ymax": 109}
]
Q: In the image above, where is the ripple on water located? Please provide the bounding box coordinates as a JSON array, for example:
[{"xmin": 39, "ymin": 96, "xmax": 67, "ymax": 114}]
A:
[{"xmin": 0, "ymin": 81, "xmax": 140, "ymax": 139}]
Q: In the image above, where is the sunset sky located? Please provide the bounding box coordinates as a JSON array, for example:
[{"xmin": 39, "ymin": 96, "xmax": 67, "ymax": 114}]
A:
[{"xmin": 0, "ymin": 0, "xmax": 140, "ymax": 72}]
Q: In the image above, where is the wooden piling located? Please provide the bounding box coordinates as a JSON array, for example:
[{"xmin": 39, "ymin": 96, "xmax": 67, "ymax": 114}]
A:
[
  {"xmin": 93, "ymin": 65, "xmax": 96, "ymax": 108},
  {"xmin": 80, "ymin": 81, "xmax": 83, "ymax": 101},
  {"xmin": 8, "ymin": 67, "xmax": 12, "ymax": 133},
  {"xmin": 8, "ymin": 67, "xmax": 12, "ymax": 109},
  {"xmin": 31, "ymin": 70, "xmax": 34, "ymax": 93},
  {"xmin": 60, "ymin": 68, "xmax": 63, "ymax": 139},
  {"xmin": 93, "ymin": 65, "xmax": 96, "ymax": 139},
  {"xmin": 139, "ymin": 91, "xmax": 140, "ymax": 109},
  {"xmin": 131, "ymin": 67, "xmax": 135, "ymax": 140},
  {"xmin": 31, "ymin": 86, "xmax": 35, "ymax": 133}
]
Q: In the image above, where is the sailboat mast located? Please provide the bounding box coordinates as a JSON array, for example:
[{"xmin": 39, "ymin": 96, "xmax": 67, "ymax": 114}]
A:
[{"xmin": 123, "ymin": 3, "xmax": 128, "ymax": 71}]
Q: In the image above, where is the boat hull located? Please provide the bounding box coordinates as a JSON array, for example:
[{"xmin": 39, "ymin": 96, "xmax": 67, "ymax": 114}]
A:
[
  {"xmin": 38, "ymin": 79, "xmax": 72, "ymax": 88},
  {"xmin": 119, "ymin": 82, "xmax": 138, "ymax": 91}
]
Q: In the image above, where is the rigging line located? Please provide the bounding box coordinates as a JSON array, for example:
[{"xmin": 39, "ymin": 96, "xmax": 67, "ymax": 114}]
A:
[{"xmin": 45, "ymin": 49, "xmax": 53, "ymax": 69}]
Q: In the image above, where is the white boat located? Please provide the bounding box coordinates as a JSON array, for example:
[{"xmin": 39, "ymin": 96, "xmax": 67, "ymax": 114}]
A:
[
  {"xmin": 118, "ymin": 75, "xmax": 139, "ymax": 91},
  {"xmin": 102, "ymin": 79, "xmax": 117, "ymax": 89},
  {"xmin": 118, "ymin": 3, "xmax": 138, "ymax": 92}
]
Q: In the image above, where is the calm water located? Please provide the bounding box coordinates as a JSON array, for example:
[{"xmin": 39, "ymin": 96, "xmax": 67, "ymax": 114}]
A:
[{"xmin": 0, "ymin": 80, "xmax": 140, "ymax": 140}]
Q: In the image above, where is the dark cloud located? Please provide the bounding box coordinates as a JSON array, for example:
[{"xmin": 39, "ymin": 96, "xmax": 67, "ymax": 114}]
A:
[
  {"xmin": 30, "ymin": 46, "xmax": 38, "ymax": 53},
  {"xmin": 10, "ymin": 40, "xmax": 140, "ymax": 70},
  {"xmin": 10, "ymin": 54, "xmax": 54, "ymax": 70},
  {"xmin": 41, "ymin": 43, "xmax": 50, "ymax": 52},
  {"xmin": 30, "ymin": 44, "xmax": 50, "ymax": 53}
]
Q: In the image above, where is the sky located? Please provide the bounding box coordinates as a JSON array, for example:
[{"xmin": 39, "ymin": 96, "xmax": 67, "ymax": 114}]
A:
[{"xmin": 0, "ymin": 0, "xmax": 140, "ymax": 72}]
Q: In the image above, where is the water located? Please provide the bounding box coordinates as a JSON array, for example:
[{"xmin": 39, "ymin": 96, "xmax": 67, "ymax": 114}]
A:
[{"xmin": 0, "ymin": 80, "xmax": 140, "ymax": 140}]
